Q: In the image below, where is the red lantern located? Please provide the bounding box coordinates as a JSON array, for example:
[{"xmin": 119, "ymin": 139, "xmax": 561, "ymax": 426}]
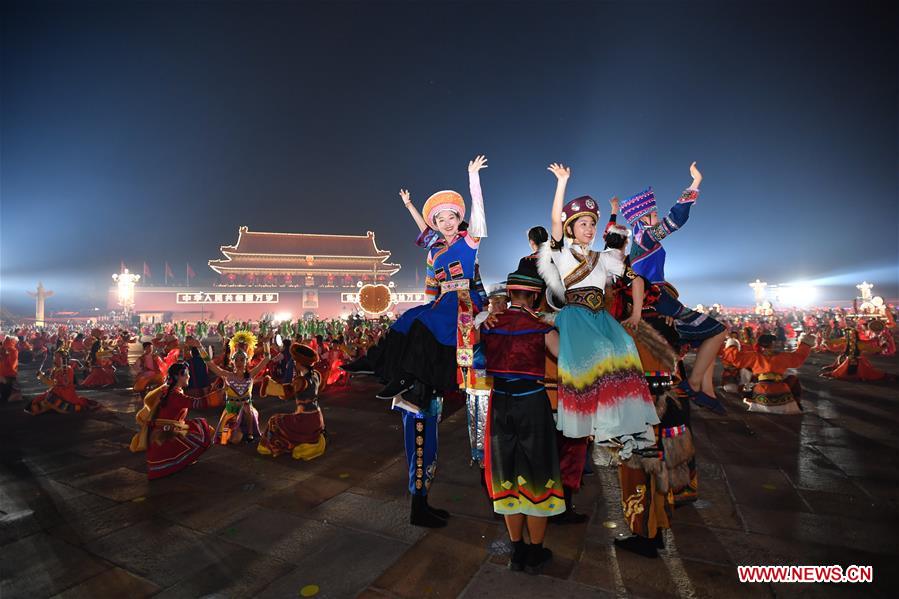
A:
[
  {"xmin": 283, "ymin": 274, "xmax": 293, "ymax": 285},
  {"xmin": 227, "ymin": 273, "xmax": 237, "ymax": 282}
]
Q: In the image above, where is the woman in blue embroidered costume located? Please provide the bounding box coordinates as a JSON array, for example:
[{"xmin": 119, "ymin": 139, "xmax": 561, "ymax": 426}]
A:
[
  {"xmin": 620, "ymin": 162, "xmax": 727, "ymax": 414},
  {"xmin": 537, "ymin": 163, "xmax": 658, "ymax": 455},
  {"xmin": 375, "ymin": 154, "xmax": 489, "ymax": 528}
]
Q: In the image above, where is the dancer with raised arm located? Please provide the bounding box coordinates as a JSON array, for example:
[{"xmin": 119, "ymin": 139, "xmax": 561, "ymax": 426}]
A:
[
  {"xmin": 620, "ymin": 163, "xmax": 728, "ymax": 413},
  {"xmin": 538, "ymin": 163, "xmax": 658, "ymax": 458}
]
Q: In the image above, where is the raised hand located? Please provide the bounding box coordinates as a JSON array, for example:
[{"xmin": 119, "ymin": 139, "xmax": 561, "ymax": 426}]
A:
[
  {"xmin": 468, "ymin": 155, "xmax": 488, "ymax": 173},
  {"xmin": 609, "ymin": 196, "xmax": 620, "ymax": 213},
  {"xmin": 547, "ymin": 163, "xmax": 571, "ymax": 181},
  {"xmin": 689, "ymin": 161, "xmax": 702, "ymax": 185},
  {"xmin": 399, "ymin": 189, "xmax": 411, "ymax": 206}
]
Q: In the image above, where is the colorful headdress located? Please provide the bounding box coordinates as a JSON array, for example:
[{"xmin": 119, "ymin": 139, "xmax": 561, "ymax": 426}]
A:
[
  {"xmin": 621, "ymin": 187, "xmax": 657, "ymax": 225},
  {"xmin": 422, "ymin": 190, "xmax": 466, "ymax": 226},
  {"xmin": 289, "ymin": 343, "xmax": 318, "ymax": 368},
  {"xmin": 604, "ymin": 223, "xmax": 631, "ymax": 238},
  {"xmin": 229, "ymin": 330, "xmax": 258, "ymax": 357},
  {"xmin": 560, "ymin": 196, "xmax": 599, "ymax": 232},
  {"xmin": 507, "ymin": 257, "xmax": 546, "ymax": 293}
]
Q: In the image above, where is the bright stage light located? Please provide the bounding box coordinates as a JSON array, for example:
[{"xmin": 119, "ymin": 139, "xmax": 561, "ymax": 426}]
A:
[
  {"xmin": 274, "ymin": 312, "xmax": 292, "ymax": 322},
  {"xmin": 774, "ymin": 283, "xmax": 818, "ymax": 307}
]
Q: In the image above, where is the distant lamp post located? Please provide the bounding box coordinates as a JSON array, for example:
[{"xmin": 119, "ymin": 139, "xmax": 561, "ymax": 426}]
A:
[
  {"xmin": 856, "ymin": 281, "xmax": 874, "ymax": 302},
  {"xmin": 113, "ymin": 268, "xmax": 140, "ymax": 314}
]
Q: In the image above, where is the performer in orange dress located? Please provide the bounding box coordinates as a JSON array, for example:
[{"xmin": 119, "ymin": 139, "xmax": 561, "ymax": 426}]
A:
[
  {"xmin": 1, "ymin": 336, "xmax": 20, "ymax": 403},
  {"xmin": 820, "ymin": 327, "xmax": 897, "ymax": 382},
  {"xmin": 133, "ymin": 342, "xmax": 166, "ymax": 393},
  {"xmin": 723, "ymin": 333, "xmax": 815, "ymax": 413},
  {"xmin": 25, "ymin": 347, "xmax": 95, "ymax": 414},
  {"xmin": 129, "ymin": 362, "xmax": 214, "ymax": 480}
]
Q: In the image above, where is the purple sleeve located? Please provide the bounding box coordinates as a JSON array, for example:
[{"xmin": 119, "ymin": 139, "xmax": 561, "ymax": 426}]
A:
[{"xmin": 416, "ymin": 228, "xmax": 440, "ymax": 249}]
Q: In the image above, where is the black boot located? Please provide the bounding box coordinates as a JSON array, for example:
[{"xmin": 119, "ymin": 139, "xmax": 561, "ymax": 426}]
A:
[
  {"xmin": 410, "ymin": 493, "xmax": 447, "ymax": 528},
  {"xmin": 524, "ymin": 542, "xmax": 552, "ymax": 575},
  {"xmin": 508, "ymin": 539, "xmax": 528, "ymax": 571},
  {"xmin": 613, "ymin": 534, "xmax": 659, "ymax": 558},
  {"xmin": 424, "ymin": 495, "xmax": 450, "ymax": 520},
  {"xmin": 550, "ymin": 486, "xmax": 589, "ymax": 524},
  {"xmin": 376, "ymin": 375, "xmax": 415, "ymax": 400},
  {"xmin": 653, "ymin": 531, "xmax": 665, "ymax": 549},
  {"xmin": 342, "ymin": 356, "xmax": 374, "ymax": 375}
]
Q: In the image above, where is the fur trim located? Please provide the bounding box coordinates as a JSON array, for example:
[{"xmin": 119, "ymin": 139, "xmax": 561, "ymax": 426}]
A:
[
  {"xmin": 661, "ymin": 429, "xmax": 695, "ymax": 468},
  {"xmin": 633, "ymin": 320, "xmax": 678, "ymax": 369},
  {"xmin": 798, "ymin": 333, "xmax": 816, "ymax": 347},
  {"xmin": 724, "ymin": 337, "xmax": 741, "ymax": 350},
  {"xmin": 605, "ymin": 223, "xmax": 631, "ymax": 237},
  {"xmin": 539, "ymin": 311, "xmax": 557, "ymax": 326},
  {"xmin": 667, "ymin": 462, "xmax": 691, "ymax": 492},
  {"xmin": 654, "ymin": 394, "xmax": 669, "ymax": 420},
  {"xmin": 537, "ymin": 241, "xmax": 566, "ymax": 306},
  {"xmin": 592, "ymin": 444, "xmax": 622, "ymax": 467}
]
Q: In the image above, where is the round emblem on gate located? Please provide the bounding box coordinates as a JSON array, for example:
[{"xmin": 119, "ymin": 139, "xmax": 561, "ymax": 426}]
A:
[{"xmin": 358, "ymin": 283, "xmax": 393, "ymax": 316}]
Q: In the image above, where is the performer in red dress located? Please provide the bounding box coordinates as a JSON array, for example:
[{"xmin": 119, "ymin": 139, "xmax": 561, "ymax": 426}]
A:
[
  {"xmin": 1, "ymin": 336, "xmax": 20, "ymax": 403},
  {"xmin": 257, "ymin": 344, "xmax": 327, "ymax": 460},
  {"xmin": 81, "ymin": 329, "xmax": 117, "ymax": 388},
  {"xmin": 25, "ymin": 347, "xmax": 95, "ymax": 414},
  {"xmin": 129, "ymin": 362, "xmax": 214, "ymax": 480}
]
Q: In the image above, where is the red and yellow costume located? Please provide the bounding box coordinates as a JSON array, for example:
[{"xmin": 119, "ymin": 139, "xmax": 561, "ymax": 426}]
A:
[
  {"xmin": 26, "ymin": 362, "xmax": 94, "ymax": 414},
  {"xmin": 820, "ymin": 328, "xmax": 895, "ymax": 382},
  {"xmin": 722, "ymin": 335, "xmax": 814, "ymax": 414},
  {"xmin": 130, "ymin": 384, "xmax": 214, "ymax": 480},
  {"xmin": 258, "ymin": 344, "xmax": 327, "ymax": 460}
]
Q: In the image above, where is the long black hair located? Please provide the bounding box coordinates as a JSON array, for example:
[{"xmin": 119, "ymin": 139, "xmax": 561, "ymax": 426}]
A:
[{"xmin": 157, "ymin": 362, "xmax": 189, "ymax": 413}]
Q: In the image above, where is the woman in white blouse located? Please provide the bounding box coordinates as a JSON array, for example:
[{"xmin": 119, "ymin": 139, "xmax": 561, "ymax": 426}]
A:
[{"xmin": 538, "ymin": 163, "xmax": 658, "ymax": 452}]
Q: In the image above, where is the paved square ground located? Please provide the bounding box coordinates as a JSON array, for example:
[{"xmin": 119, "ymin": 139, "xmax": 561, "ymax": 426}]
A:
[{"xmin": 2, "ymin": 348, "xmax": 897, "ymax": 598}]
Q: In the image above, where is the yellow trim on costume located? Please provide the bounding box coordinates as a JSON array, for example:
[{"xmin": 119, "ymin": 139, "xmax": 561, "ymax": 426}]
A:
[
  {"xmin": 291, "ymin": 435, "xmax": 327, "ymax": 461},
  {"xmin": 559, "ymin": 354, "xmax": 644, "ymax": 390}
]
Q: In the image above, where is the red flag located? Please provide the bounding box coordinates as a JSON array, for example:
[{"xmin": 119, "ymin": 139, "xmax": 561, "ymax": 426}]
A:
[
  {"xmin": 187, "ymin": 263, "xmax": 196, "ymax": 285},
  {"xmin": 165, "ymin": 262, "xmax": 174, "ymax": 284},
  {"xmin": 143, "ymin": 262, "xmax": 152, "ymax": 278},
  {"xmin": 120, "ymin": 259, "xmax": 126, "ymax": 273},
  {"xmin": 415, "ymin": 267, "xmax": 420, "ymax": 286}
]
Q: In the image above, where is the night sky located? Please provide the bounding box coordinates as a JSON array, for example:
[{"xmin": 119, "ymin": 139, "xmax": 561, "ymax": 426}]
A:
[{"xmin": 2, "ymin": 0, "xmax": 897, "ymax": 314}]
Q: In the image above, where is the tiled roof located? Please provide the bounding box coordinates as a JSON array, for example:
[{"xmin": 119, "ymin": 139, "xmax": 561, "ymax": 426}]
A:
[
  {"xmin": 221, "ymin": 227, "xmax": 390, "ymax": 257},
  {"xmin": 209, "ymin": 227, "xmax": 400, "ymax": 275}
]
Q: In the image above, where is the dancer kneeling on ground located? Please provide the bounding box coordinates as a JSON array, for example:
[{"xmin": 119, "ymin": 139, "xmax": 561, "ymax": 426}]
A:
[
  {"xmin": 206, "ymin": 332, "xmax": 271, "ymax": 445},
  {"xmin": 129, "ymin": 362, "xmax": 214, "ymax": 480},
  {"xmin": 482, "ymin": 264, "xmax": 565, "ymax": 575},
  {"xmin": 257, "ymin": 343, "xmax": 327, "ymax": 461},
  {"xmin": 722, "ymin": 332, "xmax": 815, "ymax": 413},
  {"xmin": 25, "ymin": 346, "xmax": 96, "ymax": 415}
]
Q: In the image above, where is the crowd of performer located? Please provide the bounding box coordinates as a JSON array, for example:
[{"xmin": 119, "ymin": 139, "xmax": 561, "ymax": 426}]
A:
[{"xmin": 2, "ymin": 155, "xmax": 897, "ymax": 574}]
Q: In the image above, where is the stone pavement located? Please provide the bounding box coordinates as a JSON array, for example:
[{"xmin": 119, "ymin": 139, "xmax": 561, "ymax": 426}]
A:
[{"xmin": 1, "ymin": 348, "xmax": 898, "ymax": 598}]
